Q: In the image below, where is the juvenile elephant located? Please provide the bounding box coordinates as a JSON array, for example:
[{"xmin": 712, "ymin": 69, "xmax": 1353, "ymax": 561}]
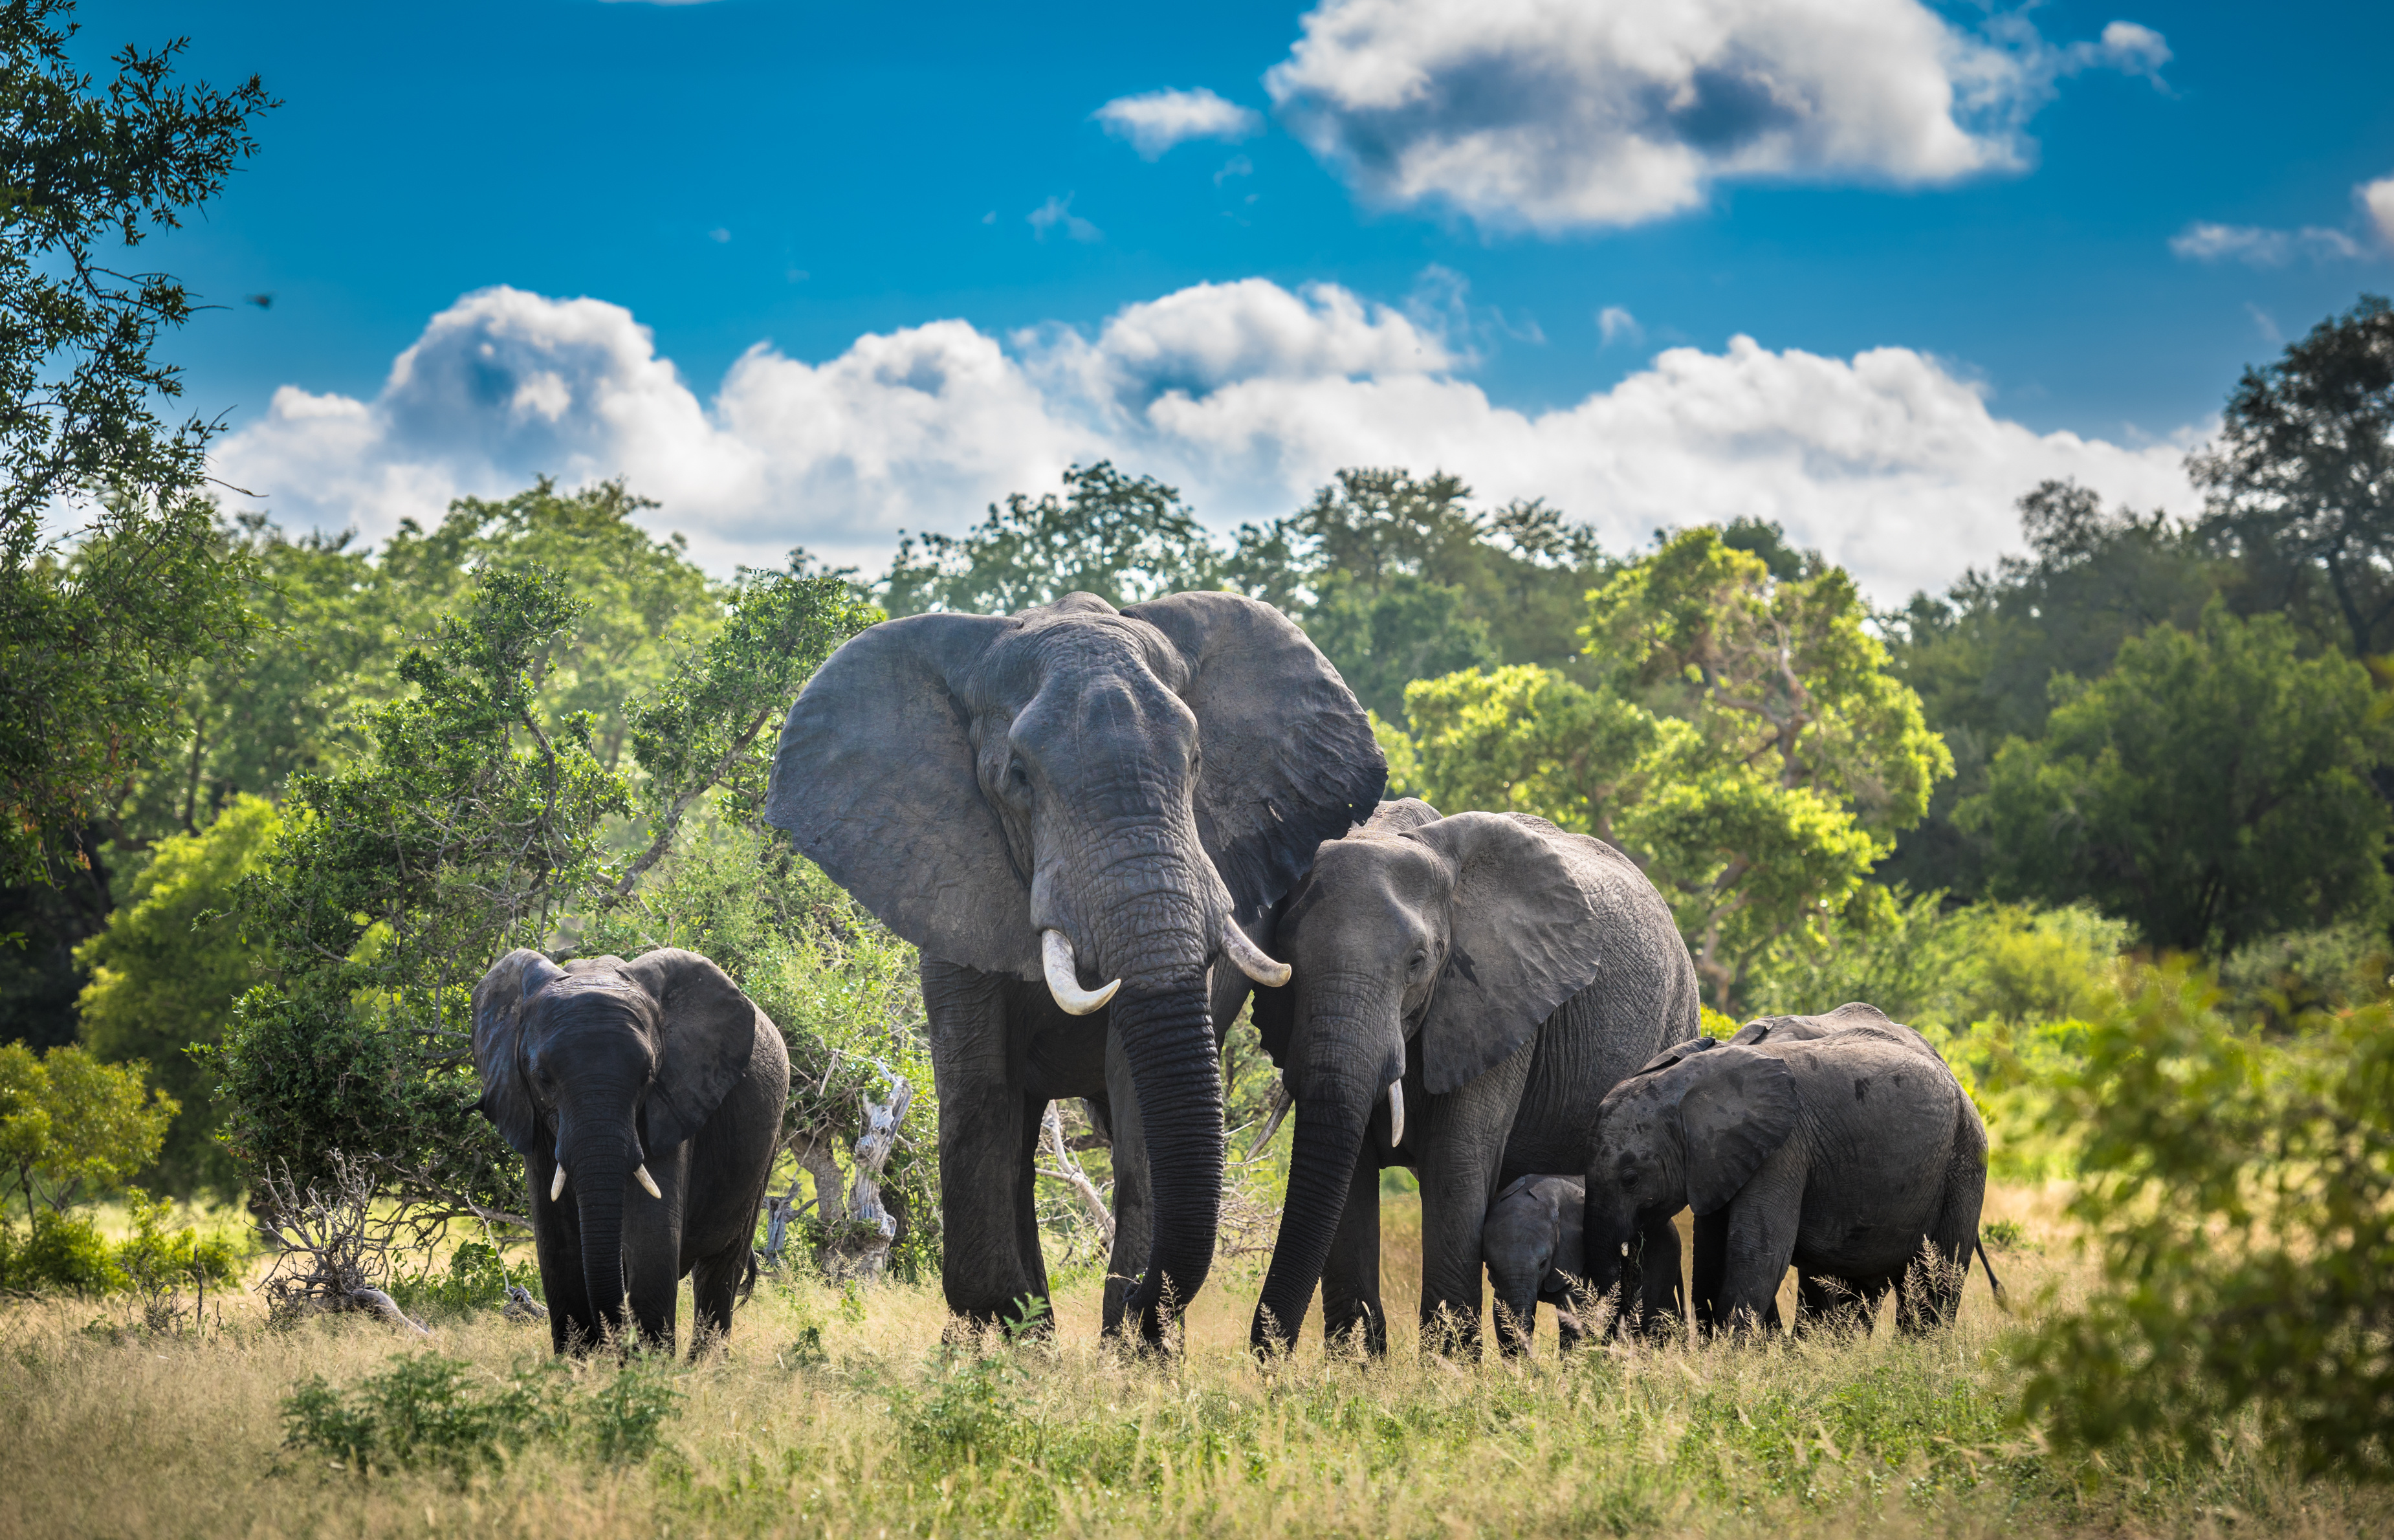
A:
[
  {"xmin": 1235, "ymin": 802, "xmax": 1701, "ymax": 1356},
  {"xmin": 472, "ymin": 948, "xmax": 791, "ymax": 1355},
  {"xmin": 1482, "ymin": 1174, "xmax": 1590, "ymax": 1353},
  {"xmin": 766, "ymin": 592, "xmax": 1381, "ymax": 1343},
  {"xmin": 1580, "ymin": 1004, "xmax": 2001, "ymax": 1336}
]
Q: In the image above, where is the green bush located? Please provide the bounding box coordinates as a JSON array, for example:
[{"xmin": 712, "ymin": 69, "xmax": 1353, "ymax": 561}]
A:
[
  {"xmin": 390, "ymin": 1240, "xmax": 536, "ymax": 1316},
  {"xmin": 0, "ymin": 1208, "xmax": 120, "ymax": 1294},
  {"xmin": 2017, "ymin": 961, "xmax": 2394, "ymax": 1481},
  {"xmin": 0, "ymin": 1194, "xmax": 245, "ymax": 1298},
  {"xmin": 281, "ymin": 1352, "xmax": 682, "ymax": 1477}
]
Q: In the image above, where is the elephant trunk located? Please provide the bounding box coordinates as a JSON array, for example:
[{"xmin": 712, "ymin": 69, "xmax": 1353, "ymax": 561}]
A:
[
  {"xmin": 1249, "ymin": 1082, "xmax": 1372, "ymax": 1353},
  {"xmin": 1110, "ymin": 980, "xmax": 1224, "ymax": 1343},
  {"xmin": 564, "ymin": 1121, "xmax": 639, "ymax": 1348},
  {"xmin": 1580, "ymin": 1204, "xmax": 1636, "ymax": 1315}
]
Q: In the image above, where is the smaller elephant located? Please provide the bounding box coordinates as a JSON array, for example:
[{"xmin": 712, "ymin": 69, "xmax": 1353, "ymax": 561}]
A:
[
  {"xmin": 473, "ymin": 947, "xmax": 791, "ymax": 1355},
  {"xmin": 1581, "ymin": 1004, "xmax": 2001, "ymax": 1336},
  {"xmin": 1482, "ymin": 1174, "xmax": 1591, "ymax": 1353}
]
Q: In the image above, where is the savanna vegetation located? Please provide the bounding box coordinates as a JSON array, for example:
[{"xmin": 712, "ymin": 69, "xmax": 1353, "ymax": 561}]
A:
[{"xmin": 1, "ymin": 3, "xmax": 2389, "ymax": 1532}]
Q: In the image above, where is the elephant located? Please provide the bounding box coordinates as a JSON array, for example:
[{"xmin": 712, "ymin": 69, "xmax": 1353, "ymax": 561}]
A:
[
  {"xmin": 763, "ymin": 591, "xmax": 1382, "ymax": 1342},
  {"xmin": 1232, "ymin": 801, "xmax": 1702, "ymax": 1357},
  {"xmin": 1482, "ymin": 1173, "xmax": 1591, "ymax": 1353},
  {"xmin": 471, "ymin": 947, "xmax": 791, "ymax": 1355},
  {"xmin": 1579, "ymin": 1003, "xmax": 2002, "ymax": 1336}
]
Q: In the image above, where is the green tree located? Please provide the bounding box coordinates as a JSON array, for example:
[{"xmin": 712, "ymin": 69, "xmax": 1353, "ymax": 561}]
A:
[
  {"xmin": 1393, "ymin": 664, "xmax": 1683, "ymax": 846},
  {"xmin": 881, "ymin": 462, "xmax": 1225, "ymax": 617},
  {"xmin": 74, "ymin": 793, "xmax": 279, "ymax": 1195},
  {"xmin": 0, "ymin": 2, "xmax": 274, "ymax": 881},
  {"xmin": 0, "ymin": 1040, "xmax": 173, "ymax": 1218},
  {"xmin": 2193, "ymin": 294, "xmax": 2394, "ymax": 659},
  {"xmin": 1231, "ymin": 468, "xmax": 1608, "ymax": 715},
  {"xmin": 2019, "ymin": 962, "xmax": 2394, "ymax": 1482},
  {"xmin": 1584, "ymin": 527, "xmax": 1951, "ymax": 1003},
  {"xmin": 1959, "ymin": 602, "xmax": 2392, "ymax": 954},
  {"xmin": 214, "ymin": 561, "xmax": 873, "ymax": 1216},
  {"xmin": 1882, "ymin": 482, "xmax": 2221, "ymax": 899}
]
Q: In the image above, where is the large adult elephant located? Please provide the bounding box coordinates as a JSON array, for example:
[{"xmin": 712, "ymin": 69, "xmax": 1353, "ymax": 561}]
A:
[
  {"xmin": 1232, "ymin": 802, "xmax": 1700, "ymax": 1356},
  {"xmin": 764, "ymin": 592, "xmax": 1382, "ymax": 1341}
]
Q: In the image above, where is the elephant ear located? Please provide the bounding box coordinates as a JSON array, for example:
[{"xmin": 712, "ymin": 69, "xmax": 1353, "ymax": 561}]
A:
[
  {"xmin": 622, "ymin": 949, "xmax": 762, "ymax": 1154},
  {"xmin": 763, "ymin": 611, "xmax": 1026, "ymax": 975},
  {"xmin": 1673, "ymin": 1045, "xmax": 1801, "ymax": 1215},
  {"xmin": 472, "ymin": 949, "xmax": 564, "ymax": 1158},
  {"xmin": 1119, "ymin": 592, "xmax": 1386, "ymax": 928},
  {"xmin": 1405, "ymin": 812, "xmax": 1609, "ymax": 1095}
]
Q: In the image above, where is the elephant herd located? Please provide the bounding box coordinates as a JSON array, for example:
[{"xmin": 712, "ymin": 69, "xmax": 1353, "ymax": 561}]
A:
[{"xmin": 468, "ymin": 591, "xmax": 1999, "ymax": 1356}]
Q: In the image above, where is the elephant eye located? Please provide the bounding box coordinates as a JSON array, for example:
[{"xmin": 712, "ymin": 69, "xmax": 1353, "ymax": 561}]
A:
[{"xmin": 1007, "ymin": 760, "xmax": 1031, "ymax": 793}]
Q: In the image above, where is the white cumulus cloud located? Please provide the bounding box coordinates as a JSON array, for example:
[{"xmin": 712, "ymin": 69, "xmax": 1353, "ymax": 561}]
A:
[
  {"xmin": 2361, "ymin": 176, "xmax": 2394, "ymax": 250},
  {"xmin": 212, "ymin": 280, "xmax": 2201, "ymax": 599},
  {"xmin": 1095, "ymin": 87, "xmax": 1265, "ymax": 159},
  {"xmin": 1261, "ymin": 0, "xmax": 2168, "ymax": 232}
]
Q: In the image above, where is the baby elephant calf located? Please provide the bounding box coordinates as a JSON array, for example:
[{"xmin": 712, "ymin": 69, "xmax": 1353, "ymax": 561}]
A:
[
  {"xmin": 1579, "ymin": 1004, "xmax": 2003, "ymax": 1335},
  {"xmin": 1482, "ymin": 1174, "xmax": 1590, "ymax": 1353}
]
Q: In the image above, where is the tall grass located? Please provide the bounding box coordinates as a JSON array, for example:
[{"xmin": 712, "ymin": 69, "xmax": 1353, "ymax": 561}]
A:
[{"xmin": 1, "ymin": 1185, "xmax": 2382, "ymax": 1539}]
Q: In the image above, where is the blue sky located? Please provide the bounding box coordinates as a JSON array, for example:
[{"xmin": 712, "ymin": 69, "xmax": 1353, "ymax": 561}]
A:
[{"xmin": 111, "ymin": 0, "xmax": 2394, "ymax": 596}]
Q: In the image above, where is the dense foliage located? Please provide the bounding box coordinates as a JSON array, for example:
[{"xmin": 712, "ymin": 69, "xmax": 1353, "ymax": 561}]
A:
[{"xmin": 0, "ymin": 0, "xmax": 273, "ymax": 882}]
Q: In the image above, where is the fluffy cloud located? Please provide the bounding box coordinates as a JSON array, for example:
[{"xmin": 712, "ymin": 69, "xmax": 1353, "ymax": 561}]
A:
[
  {"xmin": 1095, "ymin": 87, "xmax": 1264, "ymax": 159},
  {"xmin": 2171, "ymin": 171, "xmax": 2394, "ymax": 267},
  {"xmin": 212, "ymin": 280, "xmax": 2200, "ymax": 599},
  {"xmin": 1260, "ymin": 0, "xmax": 2167, "ymax": 232}
]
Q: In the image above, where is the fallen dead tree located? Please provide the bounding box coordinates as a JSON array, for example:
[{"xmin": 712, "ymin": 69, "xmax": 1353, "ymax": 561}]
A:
[{"xmin": 254, "ymin": 1152, "xmax": 432, "ymax": 1335}]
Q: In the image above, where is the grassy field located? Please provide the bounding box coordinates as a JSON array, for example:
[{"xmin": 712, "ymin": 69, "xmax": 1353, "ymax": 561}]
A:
[{"xmin": 0, "ymin": 1184, "xmax": 2382, "ymax": 1539}]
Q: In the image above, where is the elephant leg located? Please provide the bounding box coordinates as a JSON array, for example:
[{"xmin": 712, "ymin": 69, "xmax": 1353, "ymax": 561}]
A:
[
  {"xmin": 1631, "ymin": 1214, "xmax": 1683, "ymax": 1338},
  {"xmin": 1320, "ymin": 1149, "xmax": 1385, "ymax": 1357},
  {"xmin": 922, "ymin": 962, "xmax": 1047, "ymax": 1329},
  {"xmin": 623, "ymin": 1143, "xmax": 685, "ymax": 1352},
  {"xmin": 1006, "ymin": 1090, "xmax": 1054, "ymax": 1336},
  {"xmin": 1099, "ymin": 1035, "xmax": 1152, "ymax": 1339},
  {"xmin": 1415, "ymin": 1042, "xmax": 1535, "ymax": 1358},
  {"xmin": 1689, "ymin": 1207, "xmax": 1728, "ymax": 1339},
  {"xmin": 1713, "ymin": 1152, "xmax": 1805, "ymax": 1336},
  {"xmin": 530, "ymin": 1156, "xmax": 596, "ymax": 1354},
  {"xmin": 687, "ymin": 1237, "xmax": 750, "ymax": 1355},
  {"xmin": 1905, "ymin": 1138, "xmax": 1988, "ymax": 1334}
]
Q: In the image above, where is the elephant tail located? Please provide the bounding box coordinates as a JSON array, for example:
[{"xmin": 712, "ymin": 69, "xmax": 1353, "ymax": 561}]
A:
[
  {"xmin": 739, "ymin": 1248, "xmax": 760, "ymax": 1306},
  {"xmin": 1974, "ymin": 1237, "xmax": 2008, "ymax": 1312}
]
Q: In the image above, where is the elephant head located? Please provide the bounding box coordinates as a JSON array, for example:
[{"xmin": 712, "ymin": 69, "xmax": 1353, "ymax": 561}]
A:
[
  {"xmin": 763, "ymin": 591, "xmax": 1382, "ymax": 1333},
  {"xmin": 1246, "ymin": 809, "xmax": 1610, "ymax": 1349},
  {"xmin": 473, "ymin": 947, "xmax": 758, "ymax": 1344},
  {"xmin": 1579, "ymin": 1039, "xmax": 1799, "ymax": 1303}
]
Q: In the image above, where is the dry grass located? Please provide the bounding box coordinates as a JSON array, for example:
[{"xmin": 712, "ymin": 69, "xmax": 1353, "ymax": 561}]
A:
[{"xmin": 0, "ymin": 1186, "xmax": 2382, "ymax": 1539}]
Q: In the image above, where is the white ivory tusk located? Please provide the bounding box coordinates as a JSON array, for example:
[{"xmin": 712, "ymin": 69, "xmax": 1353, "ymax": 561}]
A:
[
  {"xmin": 1387, "ymin": 1082, "xmax": 1405, "ymax": 1149},
  {"xmin": 550, "ymin": 1164, "xmax": 567, "ymax": 1202},
  {"xmin": 1042, "ymin": 929, "xmax": 1121, "ymax": 1016},
  {"xmin": 634, "ymin": 1163, "xmax": 663, "ymax": 1200},
  {"xmin": 1247, "ymin": 1079, "xmax": 1293, "ymax": 1159},
  {"xmin": 1221, "ymin": 919, "xmax": 1292, "ymax": 988}
]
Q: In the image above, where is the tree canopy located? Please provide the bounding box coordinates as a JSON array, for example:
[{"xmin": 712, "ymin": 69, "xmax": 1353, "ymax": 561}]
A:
[{"xmin": 0, "ymin": 1, "xmax": 273, "ymax": 882}]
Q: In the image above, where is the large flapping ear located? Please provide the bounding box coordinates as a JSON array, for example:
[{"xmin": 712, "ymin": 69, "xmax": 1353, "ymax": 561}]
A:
[
  {"xmin": 472, "ymin": 949, "xmax": 564, "ymax": 1157},
  {"xmin": 1120, "ymin": 593, "xmax": 1385, "ymax": 928},
  {"xmin": 1673, "ymin": 1045, "xmax": 1801, "ymax": 1215},
  {"xmin": 1405, "ymin": 812, "xmax": 1609, "ymax": 1095},
  {"xmin": 763, "ymin": 610, "xmax": 1028, "ymax": 976},
  {"xmin": 622, "ymin": 949, "xmax": 763, "ymax": 1154}
]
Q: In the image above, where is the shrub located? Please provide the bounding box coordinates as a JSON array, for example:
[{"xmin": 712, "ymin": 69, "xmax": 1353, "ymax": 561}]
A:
[
  {"xmin": 2017, "ymin": 961, "xmax": 2394, "ymax": 1481},
  {"xmin": 0, "ymin": 1208, "xmax": 119, "ymax": 1294},
  {"xmin": 281, "ymin": 1353, "xmax": 681, "ymax": 1477}
]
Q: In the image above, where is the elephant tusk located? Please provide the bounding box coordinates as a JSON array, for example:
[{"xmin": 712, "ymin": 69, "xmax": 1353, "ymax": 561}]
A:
[
  {"xmin": 1247, "ymin": 1078, "xmax": 1292, "ymax": 1159},
  {"xmin": 550, "ymin": 1164, "xmax": 567, "ymax": 1202},
  {"xmin": 1221, "ymin": 919, "xmax": 1291, "ymax": 988},
  {"xmin": 1042, "ymin": 930, "xmax": 1121, "ymax": 1016},
  {"xmin": 634, "ymin": 1163, "xmax": 663, "ymax": 1200},
  {"xmin": 1387, "ymin": 1082, "xmax": 1405, "ymax": 1148}
]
